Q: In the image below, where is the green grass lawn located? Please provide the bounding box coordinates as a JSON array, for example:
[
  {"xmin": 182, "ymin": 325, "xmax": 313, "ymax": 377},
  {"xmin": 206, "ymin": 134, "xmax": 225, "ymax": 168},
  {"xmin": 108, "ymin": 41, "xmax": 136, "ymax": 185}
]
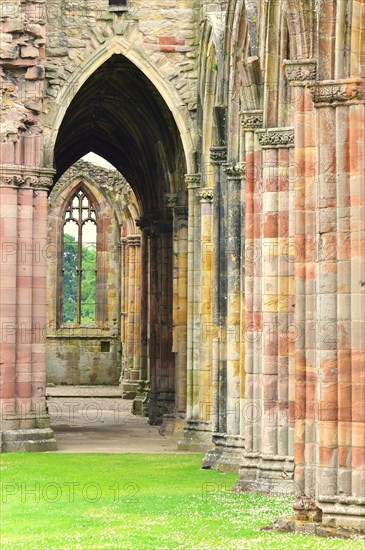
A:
[{"xmin": 0, "ymin": 454, "xmax": 364, "ymax": 549}]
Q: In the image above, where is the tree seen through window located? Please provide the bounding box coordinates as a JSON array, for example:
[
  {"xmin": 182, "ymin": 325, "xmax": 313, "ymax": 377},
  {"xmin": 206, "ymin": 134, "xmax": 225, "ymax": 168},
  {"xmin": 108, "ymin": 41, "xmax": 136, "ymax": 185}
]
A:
[{"xmin": 62, "ymin": 190, "xmax": 97, "ymax": 324}]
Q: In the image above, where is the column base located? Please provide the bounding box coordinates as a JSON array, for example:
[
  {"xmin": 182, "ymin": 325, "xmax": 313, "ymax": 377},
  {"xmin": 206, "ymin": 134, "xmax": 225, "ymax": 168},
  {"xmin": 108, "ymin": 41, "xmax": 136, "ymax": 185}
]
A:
[
  {"xmin": 177, "ymin": 420, "xmax": 214, "ymax": 452},
  {"xmin": 266, "ymin": 511, "xmax": 365, "ymax": 538},
  {"xmin": 159, "ymin": 411, "xmax": 186, "ymax": 437},
  {"xmin": 1, "ymin": 428, "xmax": 57, "ymax": 452},
  {"xmin": 270, "ymin": 497, "xmax": 365, "ymax": 535},
  {"xmin": 1, "ymin": 410, "xmax": 53, "ymax": 431},
  {"xmin": 120, "ymin": 374, "xmax": 139, "ymax": 399},
  {"xmin": 148, "ymin": 391, "xmax": 175, "ymax": 425},
  {"xmin": 202, "ymin": 433, "xmax": 245, "ymax": 472},
  {"xmin": 234, "ymin": 452, "xmax": 295, "ymax": 495},
  {"xmin": 132, "ymin": 380, "xmax": 150, "ymax": 416},
  {"xmin": 317, "ymin": 497, "xmax": 365, "ymax": 534}
]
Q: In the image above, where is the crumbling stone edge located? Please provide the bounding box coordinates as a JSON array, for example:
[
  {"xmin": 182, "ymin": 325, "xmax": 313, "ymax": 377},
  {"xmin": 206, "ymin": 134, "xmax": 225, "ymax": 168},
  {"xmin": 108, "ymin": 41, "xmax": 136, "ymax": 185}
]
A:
[{"xmin": 261, "ymin": 517, "xmax": 365, "ymax": 540}]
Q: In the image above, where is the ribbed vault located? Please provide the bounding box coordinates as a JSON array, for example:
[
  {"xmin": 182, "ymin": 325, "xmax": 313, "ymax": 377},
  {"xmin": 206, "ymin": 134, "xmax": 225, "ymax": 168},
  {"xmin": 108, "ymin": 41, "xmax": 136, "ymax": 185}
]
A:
[{"xmin": 54, "ymin": 54, "xmax": 186, "ymax": 214}]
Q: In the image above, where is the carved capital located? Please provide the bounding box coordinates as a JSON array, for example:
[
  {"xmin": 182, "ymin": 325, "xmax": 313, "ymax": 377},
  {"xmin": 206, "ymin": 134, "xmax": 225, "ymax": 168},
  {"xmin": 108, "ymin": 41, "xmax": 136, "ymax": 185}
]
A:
[
  {"xmin": 223, "ymin": 162, "xmax": 244, "ymax": 179},
  {"xmin": 127, "ymin": 234, "xmax": 141, "ymax": 247},
  {"xmin": 197, "ymin": 188, "xmax": 214, "ymax": 202},
  {"xmin": 0, "ymin": 166, "xmax": 55, "ymax": 189},
  {"xmin": 240, "ymin": 110, "xmax": 263, "ymax": 131},
  {"xmin": 283, "ymin": 59, "xmax": 317, "ymax": 83},
  {"xmin": 237, "ymin": 162, "xmax": 246, "ymax": 176},
  {"xmin": 310, "ymin": 79, "xmax": 365, "ymax": 106},
  {"xmin": 256, "ymin": 127, "xmax": 294, "ymax": 149},
  {"xmin": 36, "ymin": 176, "xmax": 54, "ymax": 190},
  {"xmin": 163, "ymin": 193, "xmax": 178, "ymax": 208},
  {"xmin": 0, "ymin": 173, "xmax": 15, "ymax": 187},
  {"xmin": 210, "ymin": 146, "xmax": 227, "ymax": 164},
  {"xmin": 185, "ymin": 173, "xmax": 201, "ymax": 189}
]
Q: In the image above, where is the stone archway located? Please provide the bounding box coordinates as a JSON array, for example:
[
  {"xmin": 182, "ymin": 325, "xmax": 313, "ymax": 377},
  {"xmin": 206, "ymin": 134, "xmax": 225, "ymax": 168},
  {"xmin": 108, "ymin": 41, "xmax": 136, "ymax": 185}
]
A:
[
  {"xmin": 0, "ymin": 52, "xmax": 191, "ymax": 451},
  {"xmin": 50, "ymin": 53, "xmax": 189, "ymax": 429}
]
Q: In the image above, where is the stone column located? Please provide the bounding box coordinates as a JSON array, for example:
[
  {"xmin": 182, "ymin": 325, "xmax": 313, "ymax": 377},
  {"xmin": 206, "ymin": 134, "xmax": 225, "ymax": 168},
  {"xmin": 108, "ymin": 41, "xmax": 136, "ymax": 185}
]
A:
[
  {"xmin": 148, "ymin": 226, "xmax": 159, "ymax": 423},
  {"xmin": 224, "ymin": 163, "xmax": 242, "ymax": 437},
  {"xmin": 159, "ymin": 195, "xmax": 189, "ymax": 435},
  {"xmin": 200, "ymin": 146, "xmax": 229, "ymax": 466},
  {"xmin": 310, "ymin": 79, "xmax": 365, "ymax": 531},
  {"xmin": 173, "ymin": 205, "xmax": 189, "ymax": 431},
  {"xmin": 236, "ymin": 111, "xmax": 264, "ymax": 487},
  {"xmin": 148, "ymin": 219, "xmax": 175, "ymax": 425},
  {"xmin": 120, "ymin": 235, "xmax": 141, "ymax": 398},
  {"xmin": 283, "ymin": 60, "xmax": 320, "ymax": 518},
  {"xmin": 211, "ymin": 145, "xmax": 228, "ymax": 435},
  {"xmin": 255, "ymin": 127, "xmax": 295, "ymax": 489},
  {"xmin": 197, "ymin": 188, "xmax": 213, "ymax": 428},
  {"xmin": 120, "ymin": 236, "xmax": 128, "ymax": 384},
  {"xmin": 133, "ymin": 218, "xmax": 151, "ymax": 416},
  {"xmin": 283, "ymin": 63, "xmax": 365, "ymax": 532},
  {"xmin": 0, "ymin": 166, "xmax": 56, "ymax": 451},
  {"xmin": 179, "ymin": 173, "xmax": 214, "ymax": 450},
  {"xmin": 204, "ymin": 161, "xmax": 246, "ymax": 471}
]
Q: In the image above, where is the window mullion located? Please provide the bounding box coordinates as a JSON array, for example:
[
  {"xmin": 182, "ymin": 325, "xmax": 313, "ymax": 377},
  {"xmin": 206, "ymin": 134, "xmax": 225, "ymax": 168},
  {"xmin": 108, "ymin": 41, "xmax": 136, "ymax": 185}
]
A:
[{"xmin": 77, "ymin": 198, "xmax": 83, "ymax": 324}]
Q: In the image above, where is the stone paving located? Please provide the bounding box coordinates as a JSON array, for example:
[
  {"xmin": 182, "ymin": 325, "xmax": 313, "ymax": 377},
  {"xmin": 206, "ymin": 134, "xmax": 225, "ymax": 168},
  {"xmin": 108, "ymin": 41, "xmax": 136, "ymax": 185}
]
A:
[{"xmin": 46, "ymin": 386, "xmax": 180, "ymax": 454}]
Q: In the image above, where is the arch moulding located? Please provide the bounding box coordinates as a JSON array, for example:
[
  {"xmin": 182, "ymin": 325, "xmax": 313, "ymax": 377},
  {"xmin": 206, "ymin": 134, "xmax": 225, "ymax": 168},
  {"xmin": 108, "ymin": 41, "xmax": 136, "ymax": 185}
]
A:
[{"xmin": 44, "ymin": 37, "xmax": 197, "ymax": 175}]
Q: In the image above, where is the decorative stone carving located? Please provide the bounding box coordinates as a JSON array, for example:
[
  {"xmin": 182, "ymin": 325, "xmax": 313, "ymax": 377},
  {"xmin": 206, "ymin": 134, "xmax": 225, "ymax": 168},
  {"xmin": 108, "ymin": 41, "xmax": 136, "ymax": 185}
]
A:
[
  {"xmin": 240, "ymin": 110, "xmax": 263, "ymax": 130},
  {"xmin": 185, "ymin": 173, "xmax": 201, "ymax": 189},
  {"xmin": 210, "ymin": 146, "xmax": 227, "ymax": 164},
  {"xmin": 197, "ymin": 188, "xmax": 214, "ymax": 202},
  {"xmin": 310, "ymin": 79, "xmax": 365, "ymax": 105},
  {"xmin": 0, "ymin": 166, "xmax": 55, "ymax": 189},
  {"xmin": 256, "ymin": 128, "xmax": 294, "ymax": 149},
  {"xmin": 14, "ymin": 175, "xmax": 27, "ymax": 186},
  {"xmin": 236, "ymin": 162, "xmax": 246, "ymax": 176},
  {"xmin": 37, "ymin": 176, "xmax": 54, "ymax": 189},
  {"xmin": 223, "ymin": 162, "xmax": 244, "ymax": 179},
  {"xmin": 50, "ymin": 160, "xmax": 132, "ymax": 204},
  {"xmin": 283, "ymin": 60, "xmax": 317, "ymax": 82},
  {"xmin": 127, "ymin": 235, "xmax": 141, "ymax": 247},
  {"xmin": 163, "ymin": 193, "xmax": 178, "ymax": 208},
  {"xmin": 0, "ymin": 173, "xmax": 14, "ymax": 186}
]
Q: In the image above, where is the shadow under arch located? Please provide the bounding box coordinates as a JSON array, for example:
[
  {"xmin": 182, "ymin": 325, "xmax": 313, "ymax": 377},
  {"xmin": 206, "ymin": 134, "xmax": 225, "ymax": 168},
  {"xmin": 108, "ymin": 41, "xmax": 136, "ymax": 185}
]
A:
[
  {"xmin": 44, "ymin": 39, "xmax": 196, "ymax": 176},
  {"xmin": 52, "ymin": 54, "xmax": 188, "ymax": 216},
  {"xmin": 46, "ymin": 52, "xmax": 190, "ymax": 428}
]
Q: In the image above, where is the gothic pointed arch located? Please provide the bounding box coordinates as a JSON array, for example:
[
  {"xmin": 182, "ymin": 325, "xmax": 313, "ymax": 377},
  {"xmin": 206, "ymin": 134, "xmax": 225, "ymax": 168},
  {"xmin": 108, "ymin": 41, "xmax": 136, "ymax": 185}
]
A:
[{"xmin": 44, "ymin": 39, "xmax": 196, "ymax": 175}]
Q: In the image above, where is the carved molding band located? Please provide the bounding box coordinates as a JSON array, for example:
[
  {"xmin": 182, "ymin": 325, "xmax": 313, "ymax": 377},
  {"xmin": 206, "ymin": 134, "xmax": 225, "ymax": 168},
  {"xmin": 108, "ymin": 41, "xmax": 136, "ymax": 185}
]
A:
[
  {"xmin": 127, "ymin": 235, "xmax": 141, "ymax": 247},
  {"xmin": 49, "ymin": 160, "xmax": 132, "ymax": 206},
  {"xmin": 210, "ymin": 146, "xmax": 227, "ymax": 164},
  {"xmin": 310, "ymin": 79, "xmax": 365, "ymax": 106},
  {"xmin": 223, "ymin": 162, "xmax": 245, "ymax": 179},
  {"xmin": 0, "ymin": 165, "xmax": 55, "ymax": 189},
  {"xmin": 197, "ymin": 188, "xmax": 214, "ymax": 202},
  {"xmin": 185, "ymin": 173, "xmax": 201, "ymax": 189},
  {"xmin": 283, "ymin": 59, "xmax": 317, "ymax": 83},
  {"xmin": 240, "ymin": 110, "xmax": 263, "ymax": 130},
  {"xmin": 256, "ymin": 127, "xmax": 295, "ymax": 149}
]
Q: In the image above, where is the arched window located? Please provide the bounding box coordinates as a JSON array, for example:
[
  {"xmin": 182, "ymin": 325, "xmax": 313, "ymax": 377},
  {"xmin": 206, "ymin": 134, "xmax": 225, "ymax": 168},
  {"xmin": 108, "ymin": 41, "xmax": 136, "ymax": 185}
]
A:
[{"xmin": 62, "ymin": 189, "xmax": 97, "ymax": 324}]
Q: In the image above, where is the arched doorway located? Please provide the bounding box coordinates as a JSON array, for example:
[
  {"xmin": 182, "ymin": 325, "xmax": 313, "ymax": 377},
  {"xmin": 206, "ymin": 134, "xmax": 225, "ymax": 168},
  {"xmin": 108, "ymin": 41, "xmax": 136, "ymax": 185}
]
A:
[{"xmin": 48, "ymin": 54, "xmax": 189, "ymax": 429}]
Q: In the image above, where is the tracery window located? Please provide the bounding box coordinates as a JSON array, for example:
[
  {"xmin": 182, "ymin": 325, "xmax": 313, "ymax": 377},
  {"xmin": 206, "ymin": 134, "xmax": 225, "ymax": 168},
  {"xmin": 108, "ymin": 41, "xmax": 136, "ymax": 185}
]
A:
[{"xmin": 62, "ymin": 189, "xmax": 97, "ymax": 324}]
